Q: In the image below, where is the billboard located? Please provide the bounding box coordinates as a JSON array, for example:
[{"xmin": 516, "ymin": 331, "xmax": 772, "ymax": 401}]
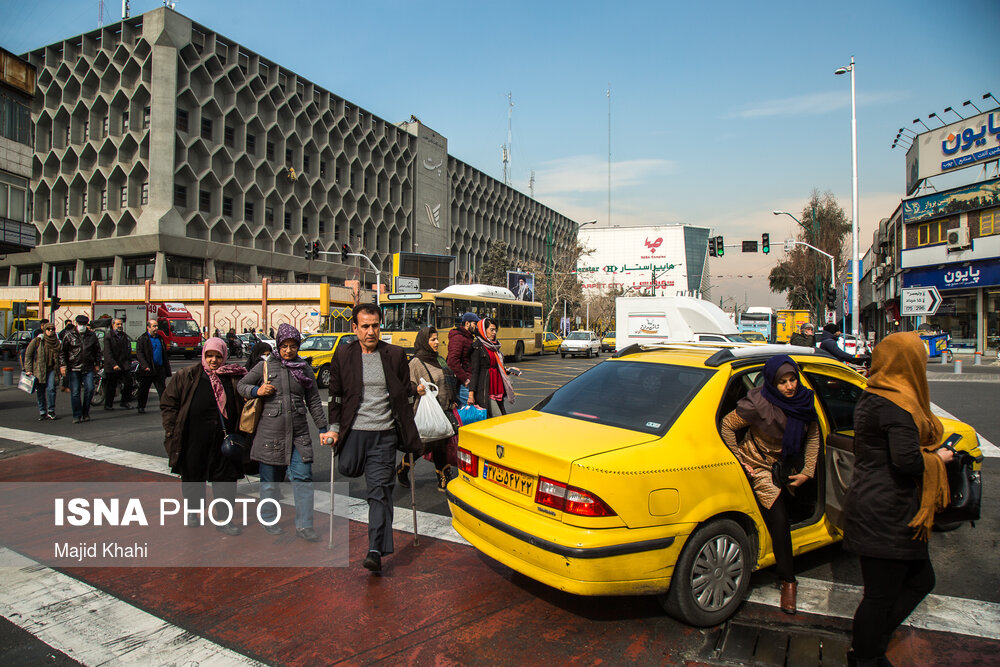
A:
[
  {"xmin": 576, "ymin": 226, "xmax": 694, "ymax": 297},
  {"xmin": 905, "ymin": 110, "xmax": 1000, "ymax": 194},
  {"xmin": 902, "ymin": 177, "xmax": 1000, "ymax": 224},
  {"xmin": 506, "ymin": 271, "xmax": 536, "ymax": 301}
]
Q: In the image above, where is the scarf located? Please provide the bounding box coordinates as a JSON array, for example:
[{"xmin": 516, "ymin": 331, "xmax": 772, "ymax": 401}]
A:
[
  {"xmin": 865, "ymin": 331, "xmax": 943, "ymax": 447},
  {"xmin": 475, "ymin": 320, "xmax": 515, "ymax": 403},
  {"xmin": 413, "ymin": 326, "xmax": 441, "ymax": 368},
  {"xmin": 201, "ymin": 338, "xmax": 231, "ymax": 417},
  {"xmin": 42, "ymin": 331, "xmax": 61, "ymax": 366},
  {"xmin": 907, "ymin": 447, "xmax": 950, "ymax": 541},
  {"xmin": 275, "ymin": 323, "xmax": 313, "ymax": 389},
  {"xmin": 736, "ymin": 355, "xmax": 817, "ymax": 460}
]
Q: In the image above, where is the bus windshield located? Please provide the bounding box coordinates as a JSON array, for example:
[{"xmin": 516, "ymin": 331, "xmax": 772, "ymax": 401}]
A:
[{"xmin": 381, "ymin": 302, "xmax": 433, "ymax": 332}]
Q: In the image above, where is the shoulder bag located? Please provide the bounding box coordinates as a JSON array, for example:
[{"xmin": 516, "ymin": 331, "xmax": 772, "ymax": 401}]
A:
[
  {"xmin": 239, "ymin": 359, "xmax": 267, "ymax": 433},
  {"xmin": 218, "ymin": 407, "xmax": 248, "ymax": 460},
  {"xmin": 935, "ymin": 443, "xmax": 983, "ymax": 527}
]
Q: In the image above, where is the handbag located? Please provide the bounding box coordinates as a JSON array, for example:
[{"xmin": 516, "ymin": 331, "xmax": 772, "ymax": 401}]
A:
[
  {"xmin": 18, "ymin": 372, "xmax": 37, "ymax": 394},
  {"xmin": 770, "ymin": 453, "xmax": 803, "ymax": 489},
  {"xmin": 336, "ymin": 431, "xmax": 366, "ymax": 477},
  {"xmin": 457, "ymin": 404, "xmax": 487, "ymax": 426},
  {"xmin": 239, "ymin": 359, "xmax": 267, "ymax": 433},
  {"xmin": 935, "ymin": 449, "xmax": 983, "ymax": 526},
  {"xmin": 217, "ymin": 407, "xmax": 247, "ymax": 460}
]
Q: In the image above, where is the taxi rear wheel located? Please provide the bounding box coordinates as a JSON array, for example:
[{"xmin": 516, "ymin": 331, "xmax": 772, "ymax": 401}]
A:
[
  {"xmin": 318, "ymin": 364, "xmax": 331, "ymax": 388},
  {"xmin": 660, "ymin": 519, "xmax": 751, "ymax": 627}
]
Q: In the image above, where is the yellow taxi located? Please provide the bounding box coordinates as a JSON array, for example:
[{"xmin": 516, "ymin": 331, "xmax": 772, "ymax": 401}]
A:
[
  {"xmin": 739, "ymin": 331, "xmax": 768, "ymax": 344},
  {"xmin": 601, "ymin": 334, "xmax": 616, "ymax": 352},
  {"xmin": 446, "ymin": 343, "xmax": 983, "ymax": 626},
  {"xmin": 541, "ymin": 332, "xmax": 563, "ymax": 354},
  {"xmin": 297, "ymin": 332, "xmax": 357, "ymax": 387}
]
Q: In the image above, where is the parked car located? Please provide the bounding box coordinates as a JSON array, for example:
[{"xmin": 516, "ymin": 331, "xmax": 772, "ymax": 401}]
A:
[
  {"xmin": 297, "ymin": 332, "xmax": 358, "ymax": 387},
  {"xmin": 541, "ymin": 332, "xmax": 562, "ymax": 354},
  {"xmin": 739, "ymin": 331, "xmax": 767, "ymax": 344},
  {"xmin": 838, "ymin": 333, "xmax": 869, "ymax": 357},
  {"xmin": 1, "ymin": 330, "xmax": 36, "ymax": 360},
  {"xmin": 446, "ymin": 344, "xmax": 983, "ymax": 627},
  {"xmin": 559, "ymin": 331, "xmax": 601, "ymax": 358},
  {"xmin": 600, "ymin": 334, "xmax": 616, "ymax": 352}
]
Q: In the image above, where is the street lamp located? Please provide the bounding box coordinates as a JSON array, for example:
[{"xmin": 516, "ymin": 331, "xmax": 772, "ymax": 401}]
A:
[
  {"xmin": 835, "ymin": 56, "xmax": 860, "ymax": 338},
  {"xmin": 772, "ymin": 210, "xmax": 810, "ymax": 233}
]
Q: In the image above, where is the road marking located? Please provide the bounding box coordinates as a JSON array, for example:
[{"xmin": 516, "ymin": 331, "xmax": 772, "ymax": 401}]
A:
[
  {"xmin": 0, "ymin": 547, "xmax": 266, "ymax": 666},
  {"xmin": 931, "ymin": 402, "xmax": 999, "ymax": 457},
  {"xmin": 1, "ymin": 427, "xmax": 997, "ymax": 642}
]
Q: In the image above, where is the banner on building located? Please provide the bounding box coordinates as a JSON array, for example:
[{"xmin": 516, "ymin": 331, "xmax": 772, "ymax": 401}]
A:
[
  {"xmin": 906, "ymin": 110, "xmax": 1000, "ymax": 194},
  {"xmin": 506, "ymin": 271, "xmax": 536, "ymax": 301}
]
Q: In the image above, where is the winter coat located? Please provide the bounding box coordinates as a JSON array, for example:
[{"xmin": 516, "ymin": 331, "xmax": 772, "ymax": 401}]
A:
[
  {"xmin": 468, "ymin": 339, "xmax": 514, "ymax": 415},
  {"xmin": 446, "ymin": 326, "xmax": 475, "ymax": 385},
  {"xmin": 409, "ymin": 356, "xmax": 455, "ymax": 413},
  {"xmin": 24, "ymin": 336, "xmax": 61, "ymax": 380},
  {"xmin": 103, "ymin": 330, "xmax": 132, "ymax": 372},
  {"xmin": 843, "ymin": 392, "xmax": 928, "ymax": 560},
  {"xmin": 327, "ymin": 340, "xmax": 421, "ymax": 455},
  {"xmin": 136, "ymin": 331, "xmax": 172, "ymax": 377},
  {"xmin": 60, "ymin": 328, "xmax": 102, "ymax": 372},
  {"xmin": 817, "ymin": 331, "xmax": 857, "ymax": 363},
  {"xmin": 788, "ymin": 332, "xmax": 814, "ymax": 348},
  {"xmin": 238, "ymin": 358, "xmax": 328, "ymax": 466},
  {"xmin": 161, "ymin": 362, "xmax": 246, "ymax": 469}
]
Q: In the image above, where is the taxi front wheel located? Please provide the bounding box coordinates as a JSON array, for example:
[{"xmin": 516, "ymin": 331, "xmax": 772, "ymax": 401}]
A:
[{"xmin": 660, "ymin": 519, "xmax": 752, "ymax": 627}]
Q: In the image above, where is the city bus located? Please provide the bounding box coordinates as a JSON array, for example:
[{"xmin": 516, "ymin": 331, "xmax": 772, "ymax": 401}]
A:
[
  {"xmin": 739, "ymin": 307, "xmax": 776, "ymax": 343},
  {"xmin": 380, "ymin": 284, "xmax": 543, "ymax": 361}
]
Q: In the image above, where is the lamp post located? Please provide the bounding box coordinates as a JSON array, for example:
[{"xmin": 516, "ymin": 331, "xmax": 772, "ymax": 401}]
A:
[
  {"xmin": 773, "ymin": 209, "xmax": 822, "ymax": 323},
  {"xmin": 835, "ymin": 56, "xmax": 859, "ymax": 338}
]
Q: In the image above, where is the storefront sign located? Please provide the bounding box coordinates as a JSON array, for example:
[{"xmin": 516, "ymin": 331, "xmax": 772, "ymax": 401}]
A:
[
  {"xmin": 901, "ymin": 287, "xmax": 941, "ymax": 316},
  {"xmin": 902, "ymin": 259, "xmax": 1000, "ymax": 291},
  {"xmin": 905, "ymin": 110, "xmax": 1000, "ymax": 194},
  {"xmin": 902, "ymin": 177, "xmax": 1000, "ymax": 224}
]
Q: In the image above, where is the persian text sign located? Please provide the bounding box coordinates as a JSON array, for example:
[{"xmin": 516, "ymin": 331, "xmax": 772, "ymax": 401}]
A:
[
  {"xmin": 900, "ymin": 287, "xmax": 941, "ymax": 316},
  {"xmin": 906, "ymin": 110, "xmax": 1000, "ymax": 194}
]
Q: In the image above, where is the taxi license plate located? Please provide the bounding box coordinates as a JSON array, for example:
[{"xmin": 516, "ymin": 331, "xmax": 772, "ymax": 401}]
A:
[{"xmin": 483, "ymin": 461, "xmax": 535, "ymax": 497}]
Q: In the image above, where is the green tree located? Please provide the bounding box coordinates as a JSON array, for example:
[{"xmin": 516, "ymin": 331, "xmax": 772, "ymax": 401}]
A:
[
  {"xmin": 478, "ymin": 240, "xmax": 511, "ymax": 287},
  {"xmin": 768, "ymin": 190, "xmax": 850, "ymax": 321}
]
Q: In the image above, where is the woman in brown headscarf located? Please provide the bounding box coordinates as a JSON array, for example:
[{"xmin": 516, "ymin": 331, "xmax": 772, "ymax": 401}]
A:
[{"xmin": 843, "ymin": 332, "xmax": 953, "ymax": 667}]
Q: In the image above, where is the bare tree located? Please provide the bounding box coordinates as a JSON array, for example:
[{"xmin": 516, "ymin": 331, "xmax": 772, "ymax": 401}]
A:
[{"xmin": 520, "ymin": 239, "xmax": 593, "ymax": 331}]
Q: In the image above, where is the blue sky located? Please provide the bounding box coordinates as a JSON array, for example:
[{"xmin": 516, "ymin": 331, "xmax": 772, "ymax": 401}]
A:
[{"xmin": 2, "ymin": 0, "xmax": 998, "ymax": 307}]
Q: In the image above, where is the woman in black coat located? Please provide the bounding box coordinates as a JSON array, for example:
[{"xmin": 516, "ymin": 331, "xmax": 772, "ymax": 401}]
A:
[
  {"xmin": 468, "ymin": 318, "xmax": 520, "ymax": 417},
  {"xmin": 843, "ymin": 332, "xmax": 953, "ymax": 666}
]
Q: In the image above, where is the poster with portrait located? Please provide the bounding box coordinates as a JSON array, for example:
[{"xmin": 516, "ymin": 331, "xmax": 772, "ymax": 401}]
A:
[{"xmin": 506, "ymin": 271, "xmax": 535, "ymax": 302}]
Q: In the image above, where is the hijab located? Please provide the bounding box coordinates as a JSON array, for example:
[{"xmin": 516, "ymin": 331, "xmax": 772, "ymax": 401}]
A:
[
  {"xmin": 736, "ymin": 355, "xmax": 818, "ymax": 460},
  {"xmin": 246, "ymin": 341, "xmax": 272, "ymax": 371},
  {"xmin": 475, "ymin": 318, "xmax": 515, "ymax": 403},
  {"xmin": 865, "ymin": 332, "xmax": 943, "ymax": 446},
  {"xmin": 201, "ymin": 337, "xmax": 231, "ymax": 417},
  {"xmin": 275, "ymin": 323, "xmax": 313, "ymax": 389},
  {"xmin": 413, "ymin": 326, "xmax": 441, "ymax": 367}
]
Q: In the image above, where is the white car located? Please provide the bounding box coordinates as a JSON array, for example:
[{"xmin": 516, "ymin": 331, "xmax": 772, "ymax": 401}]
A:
[
  {"xmin": 559, "ymin": 331, "xmax": 601, "ymax": 358},
  {"xmin": 839, "ymin": 333, "xmax": 869, "ymax": 356}
]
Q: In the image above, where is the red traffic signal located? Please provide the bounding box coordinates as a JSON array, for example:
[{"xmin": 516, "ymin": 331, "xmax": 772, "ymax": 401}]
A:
[{"xmin": 341, "ymin": 244, "xmax": 349, "ymax": 261}]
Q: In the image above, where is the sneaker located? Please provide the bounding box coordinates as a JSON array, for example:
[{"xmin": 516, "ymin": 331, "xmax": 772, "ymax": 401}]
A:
[
  {"xmin": 38, "ymin": 414, "xmax": 47, "ymax": 421},
  {"xmin": 216, "ymin": 523, "xmax": 243, "ymax": 536},
  {"xmin": 72, "ymin": 418, "xmax": 82, "ymax": 424},
  {"xmin": 81, "ymin": 415, "xmax": 90, "ymax": 422},
  {"xmin": 46, "ymin": 413, "xmax": 57, "ymax": 420},
  {"xmin": 363, "ymin": 550, "xmax": 382, "ymax": 573},
  {"xmin": 103, "ymin": 405, "xmax": 114, "ymax": 411},
  {"xmin": 263, "ymin": 524, "xmax": 284, "ymax": 535},
  {"xmin": 295, "ymin": 527, "xmax": 320, "ymax": 542}
]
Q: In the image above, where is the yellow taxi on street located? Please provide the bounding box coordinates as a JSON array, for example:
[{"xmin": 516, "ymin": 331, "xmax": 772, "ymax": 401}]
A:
[
  {"xmin": 739, "ymin": 331, "xmax": 768, "ymax": 344},
  {"xmin": 601, "ymin": 333, "xmax": 616, "ymax": 352},
  {"xmin": 541, "ymin": 332, "xmax": 563, "ymax": 354},
  {"xmin": 446, "ymin": 343, "xmax": 983, "ymax": 626},
  {"xmin": 297, "ymin": 332, "xmax": 357, "ymax": 387}
]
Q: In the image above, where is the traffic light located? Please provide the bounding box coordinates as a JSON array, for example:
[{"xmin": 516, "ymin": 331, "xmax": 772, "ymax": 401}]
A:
[
  {"xmin": 708, "ymin": 237, "xmax": 717, "ymax": 257},
  {"xmin": 312, "ymin": 240, "xmax": 321, "ymax": 260},
  {"xmin": 716, "ymin": 236, "xmax": 725, "ymax": 257},
  {"xmin": 761, "ymin": 233, "xmax": 770, "ymax": 254},
  {"xmin": 826, "ymin": 285, "xmax": 837, "ymax": 307},
  {"xmin": 50, "ymin": 296, "xmax": 61, "ymax": 312},
  {"xmin": 304, "ymin": 243, "xmax": 312, "ymax": 260},
  {"xmin": 341, "ymin": 243, "xmax": 349, "ymax": 261}
]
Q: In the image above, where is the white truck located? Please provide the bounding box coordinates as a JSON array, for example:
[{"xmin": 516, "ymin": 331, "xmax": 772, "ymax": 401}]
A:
[{"xmin": 614, "ymin": 296, "xmax": 747, "ymax": 350}]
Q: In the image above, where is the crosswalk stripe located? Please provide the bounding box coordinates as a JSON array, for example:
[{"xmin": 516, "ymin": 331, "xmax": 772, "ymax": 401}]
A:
[
  {"xmin": 0, "ymin": 426, "xmax": 997, "ymax": 642},
  {"xmin": 930, "ymin": 402, "xmax": 999, "ymax": 457}
]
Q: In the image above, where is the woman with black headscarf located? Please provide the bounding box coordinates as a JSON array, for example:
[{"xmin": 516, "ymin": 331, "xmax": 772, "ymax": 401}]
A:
[
  {"xmin": 397, "ymin": 326, "xmax": 456, "ymax": 491},
  {"xmin": 245, "ymin": 341, "xmax": 273, "ymax": 371},
  {"xmin": 720, "ymin": 355, "xmax": 820, "ymax": 614}
]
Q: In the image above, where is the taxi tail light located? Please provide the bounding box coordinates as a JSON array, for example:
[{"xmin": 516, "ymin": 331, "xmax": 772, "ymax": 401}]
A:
[
  {"xmin": 535, "ymin": 476, "xmax": 616, "ymax": 517},
  {"xmin": 457, "ymin": 447, "xmax": 478, "ymax": 476}
]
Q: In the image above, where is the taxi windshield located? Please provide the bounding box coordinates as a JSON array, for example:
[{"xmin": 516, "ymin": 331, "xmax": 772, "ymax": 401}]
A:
[
  {"xmin": 299, "ymin": 337, "xmax": 335, "ymax": 351},
  {"xmin": 535, "ymin": 361, "xmax": 713, "ymax": 435}
]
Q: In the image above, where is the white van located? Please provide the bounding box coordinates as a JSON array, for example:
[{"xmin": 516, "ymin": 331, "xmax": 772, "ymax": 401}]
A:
[{"xmin": 615, "ymin": 296, "xmax": 748, "ymax": 350}]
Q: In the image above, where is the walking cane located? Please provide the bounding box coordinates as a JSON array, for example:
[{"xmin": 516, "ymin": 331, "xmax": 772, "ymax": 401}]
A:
[
  {"xmin": 408, "ymin": 453, "xmax": 419, "ymax": 545},
  {"xmin": 327, "ymin": 435, "xmax": 336, "ymax": 550}
]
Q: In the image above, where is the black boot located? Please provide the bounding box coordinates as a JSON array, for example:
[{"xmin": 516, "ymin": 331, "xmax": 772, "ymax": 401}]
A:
[{"xmin": 396, "ymin": 460, "xmax": 411, "ymax": 488}]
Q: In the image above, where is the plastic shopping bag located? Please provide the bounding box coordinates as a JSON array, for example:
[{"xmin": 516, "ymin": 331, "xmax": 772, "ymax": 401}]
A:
[
  {"xmin": 414, "ymin": 381, "xmax": 455, "ymax": 442},
  {"xmin": 457, "ymin": 404, "xmax": 487, "ymax": 426}
]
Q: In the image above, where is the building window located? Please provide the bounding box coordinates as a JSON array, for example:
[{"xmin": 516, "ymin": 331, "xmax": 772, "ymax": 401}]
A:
[
  {"xmin": 123, "ymin": 256, "xmax": 155, "ymax": 285},
  {"xmin": 176, "ymin": 108, "xmax": 188, "ymax": 132},
  {"xmin": 224, "ymin": 125, "xmax": 235, "ymax": 148},
  {"xmin": 320, "ymin": 161, "xmax": 326, "ymax": 178},
  {"xmin": 0, "ymin": 175, "xmax": 28, "ymax": 222},
  {"xmin": 980, "ymin": 209, "xmax": 997, "ymax": 236},
  {"xmin": 244, "ymin": 201, "xmax": 254, "ymax": 220},
  {"xmin": 319, "ymin": 219, "xmax": 325, "ymax": 233},
  {"xmin": 303, "ymin": 155, "xmax": 310, "ymax": 173},
  {"xmin": 285, "ymin": 148, "xmax": 293, "ymax": 164},
  {"xmin": 16, "ymin": 266, "xmax": 41, "ymax": 286},
  {"xmin": 102, "ymin": 115, "xmax": 109, "ymax": 137},
  {"xmin": 100, "ymin": 187, "xmax": 107, "ymax": 211},
  {"xmin": 335, "ymin": 164, "xmax": 341, "ymax": 183},
  {"xmin": 201, "ymin": 117, "xmax": 212, "ymax": 141},
  {"xmin": 141, "ymin": 181, "xmax": 149, "ymax": 205},
  {"xmin": 266, "ymin": 141, "xmax": 275, "ymax": 161},
  {"xmin": 165, "ymin": 255, "xmax": 205, "ymax": 284},
  {"xmin": 265, "ymin": 206, "xmax": 274, "ymax": 224},
  {"xmin": 303, "ymin": 215, "xmax": 310, "ymax": 232},
  {"xmin": 142, "ymin": 106, "xmax": 150, "ymax": 129},
  {"xmin": 54, "ymin": 263, "xmax": 76, "ymax": 286},
  {"xmin": 83, "ymin": 259, "xmax": 115, "ymax": 283},
  {"xmin": 64, "ymin": 126, "xmax": 71, "ymax": 146},
  {"xmin": 81, "ymin": 192, "xmax": 88, "ymax": 213},
  {"xmin": 121, "ymin": 110, "xmax": 129, "ymax": 132},
  {"xmin": 83, "ymin": 119, "xmax": 89, "ymax": 139},
  {"xmin": 916, "ymin": 220, "xmax": 949, "ymax": 247},
  {"xmin": 284, "ymin": 211, "xmax": 291, "ymax": 230},
  {"xmin": 0, "ymin": 94, "xmax": 32, "ymax": 145},
  {"xmin": 246, "ymin": 133, "xmax": 256, "ymax": 155},
  {"xmin": 120, "ymin": 185, "xmax": 128, "ymax": 208},
  {"xmin": 223, "ymin": 196, "xmax": 233, "ymax": 217},
  {"xmin": 199, "ymin": 189, "xmax": 211, "ymax": 212},
  {"xmin": 174, "ymin": 184, "xmax": 187, "ymax": 208},
  {"xmin": 64, "ymin": 193, "xmax": 70, "ymax": 216},
  {"xmin": 215, "ymin": 261, "xmax": 251, "ymax": 284}
]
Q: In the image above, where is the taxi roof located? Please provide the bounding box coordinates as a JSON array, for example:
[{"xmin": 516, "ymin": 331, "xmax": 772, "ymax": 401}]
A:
[{"xmin": 612, "ymin": 342, "xmax": 841, "ymax": 370}]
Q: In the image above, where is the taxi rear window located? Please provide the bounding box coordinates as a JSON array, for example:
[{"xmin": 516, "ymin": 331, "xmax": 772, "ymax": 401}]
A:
[{"xmin": 534, "ymin": 361, "xmax": 713, "ymax": 435}]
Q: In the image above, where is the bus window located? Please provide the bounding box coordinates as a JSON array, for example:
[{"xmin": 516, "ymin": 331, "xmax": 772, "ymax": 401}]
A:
[
  {"xmin": 381, "ymin": 303, "xmax": 432, "ymax": 332},
  {"xmin": 436, "ymin": 298, "xmax": 454, "ymax": 329},
  {"xmin": 499, "ymin": 302, "xmax": 513, "ymax": 328}
]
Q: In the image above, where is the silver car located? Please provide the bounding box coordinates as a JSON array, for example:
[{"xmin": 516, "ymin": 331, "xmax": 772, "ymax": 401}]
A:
[{"xmin": 559, "ymin": 330, "xmax": 601, "ymax": 358}]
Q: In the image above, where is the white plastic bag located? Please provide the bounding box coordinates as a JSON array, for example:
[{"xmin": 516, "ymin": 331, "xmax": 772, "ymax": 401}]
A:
[{"xmin": 414, "ymin": 380, "xmax": 455, "ymax": 442}]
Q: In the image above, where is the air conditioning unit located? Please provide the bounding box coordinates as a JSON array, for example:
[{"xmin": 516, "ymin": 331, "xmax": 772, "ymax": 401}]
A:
[{"xmin": 947, "ymin": 226, "xmax": 971, "ymax": 251}]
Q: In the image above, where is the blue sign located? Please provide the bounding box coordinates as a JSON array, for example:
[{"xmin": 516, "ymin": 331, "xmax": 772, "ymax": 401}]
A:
[
  {"xmin": 903, "ymin": 259, "xmax": 1000, "ymax": 291},
  {"xmin": 902, "ymin": 177, "xmax": 1000, "ymax": 224}
]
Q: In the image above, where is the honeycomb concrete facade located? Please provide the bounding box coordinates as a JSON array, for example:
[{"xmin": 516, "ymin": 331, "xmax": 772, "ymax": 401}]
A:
[{"xmin": 2, "ymin": 7, "xmax": 578, "ymax": 287}]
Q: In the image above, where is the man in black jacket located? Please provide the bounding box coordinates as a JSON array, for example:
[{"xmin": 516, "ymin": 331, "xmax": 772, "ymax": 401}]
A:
[
  {"xmin": 135, "ymin": 319, "xmax": 172, "ymax": 414},
  {"xmin": 102, "ymin": 318, "xmax": 133, "ymax": 410},
  {"xmin": 789, "ymin": 322, "xmax": 815, "ymax": 348},
  {"xmin": 817, "ymin": 323, "xmax": 867, "ymax": 364},
  {"xmin": 60, "ymin": 314, "xmax": 102, "ymax": 423}
]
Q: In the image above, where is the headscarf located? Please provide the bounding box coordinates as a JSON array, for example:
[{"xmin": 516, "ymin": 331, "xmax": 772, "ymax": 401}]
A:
[
  {"xmin": 823, "ymin": 323, "xmax": 840, "ymax": 335},
  {"xmin": 475, "ymin": 318, "xmax": 515, "ymax": 403},
  {"xmin": 201, "ymin": 337, "xmax": 231, "ymax": 417},
  {"xmin": 865, "ymin": 331, "xmax": 943, "ymax": 446},
  {"xmin": 42, "ymin": 327, "xmax": 61, "ymax": 364},
  {"xmin": 246, "ymin": 341, "xmax": 272, "ymax": 371},
  {"xmin": 736, "ymin": 355, "xmax": 817, "ymax": 460},
  {"xmin": 275, "ymin": 323, "xmax": 313, "ymax": 389},
  {"xmin": 413, "ymin": 326, "xmax": 441, "ymax": 367}
]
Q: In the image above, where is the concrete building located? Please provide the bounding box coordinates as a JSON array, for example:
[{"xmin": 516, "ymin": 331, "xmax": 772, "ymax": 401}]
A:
[
  {"xmin": 0, "ymin": 7, "xmax": 577, "ymax": 288},
  {"xmin": 0, "ymin": 47, "xmax": 36, "ymax": 261}
]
